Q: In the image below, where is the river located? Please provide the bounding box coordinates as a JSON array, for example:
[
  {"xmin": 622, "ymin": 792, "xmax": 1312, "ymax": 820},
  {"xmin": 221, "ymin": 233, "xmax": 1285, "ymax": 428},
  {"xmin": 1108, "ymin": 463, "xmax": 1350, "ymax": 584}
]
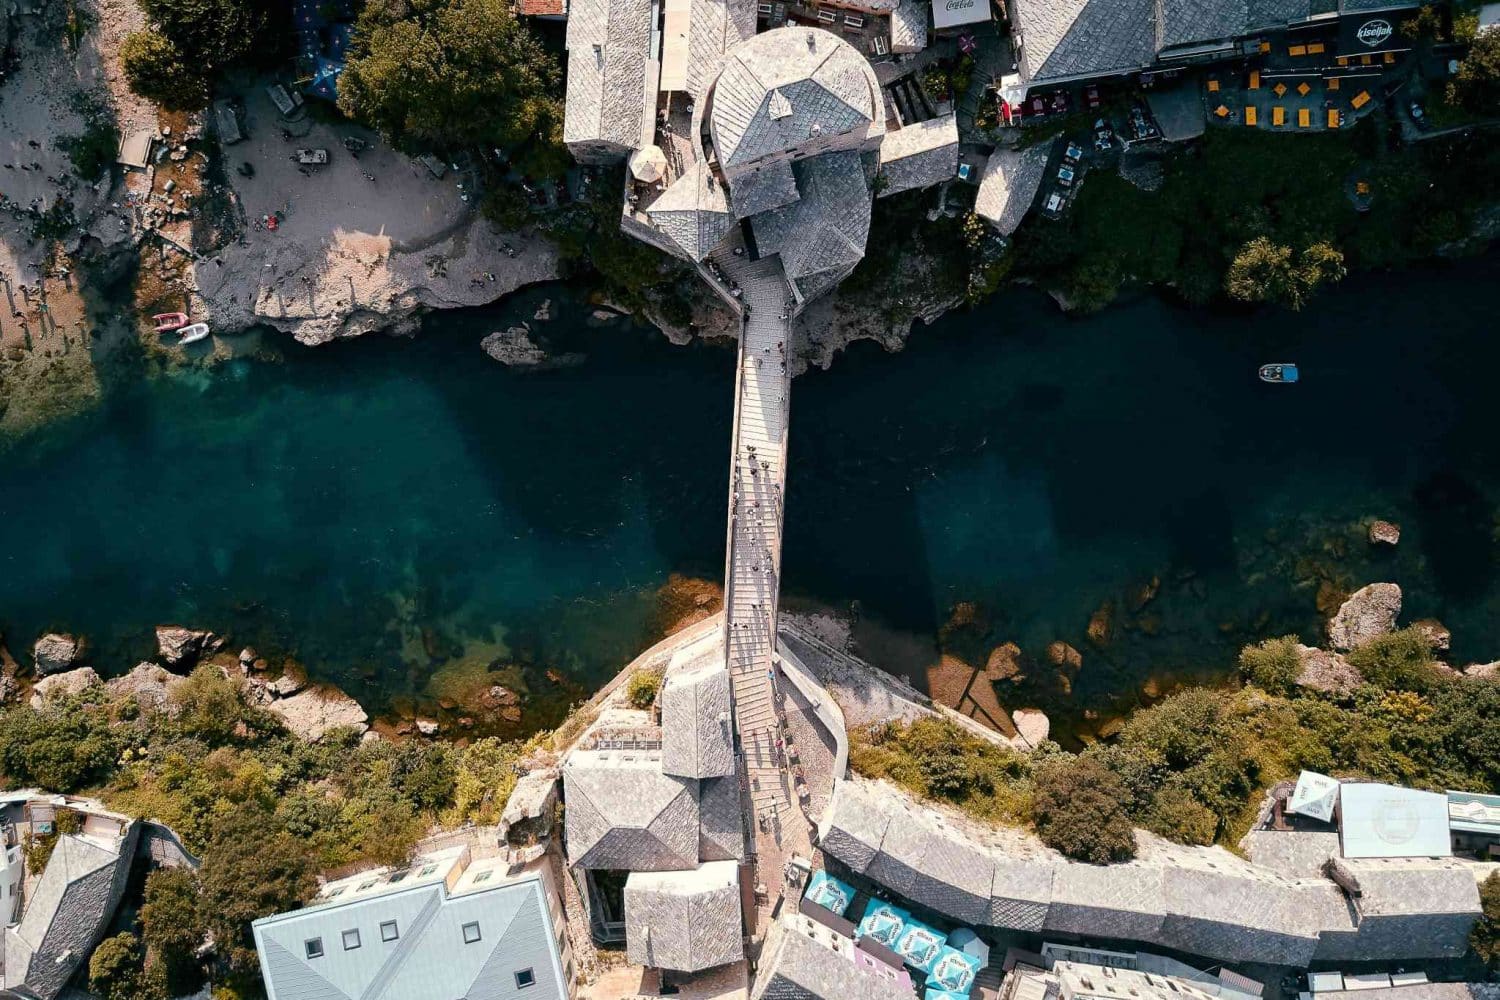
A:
[{"xmin": 1, "ymin": 256, "xmax": 1497, "ymax": 733}]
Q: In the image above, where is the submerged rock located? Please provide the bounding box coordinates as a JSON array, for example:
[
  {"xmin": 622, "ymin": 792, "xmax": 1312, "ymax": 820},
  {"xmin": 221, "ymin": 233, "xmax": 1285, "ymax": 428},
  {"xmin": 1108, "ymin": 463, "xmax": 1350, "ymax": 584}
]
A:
[
  {"xmin": 1327, "ymin": 583, "xmax": 1401, "ymax": 651},
  {"xmin": 985, "ymin": 642, "xmax": 1025, "ymax": 682},
  {"xmin": 1367, "ymin": 520, "xmax": 1401, "ymax": 546},
  {"xmin": 1412, "ymin": 618, "xmax": 1451, "ymax": 652},
  {"xmin": 481, "ymin": 325, "xmax": 547, "ymax": 366},
  {"xmin": 267, "ymin": 685, "xmax": 369, "ymax": 741},
  {"xmin": 30, "ymin": 667, "xmax": 102, "ymax": 707},
  {"xmin": 33, "ymin": 633, "xmax": 80, "ymax": 676},
  {"xmin": 1045, "ymin": 641, "xmax": 1083, "ymax": 671},
  {"xmin": 1087, "ymin": 602, "xmax": 1114, "ymax": 647},
  {"xmin": 416, "ymin": 718, "xmax": 440, "ymax": 736},
  {"xmin": 1296, "ymin": 645, "xmax": 1362, "ymax": 695},
  {"xmin": 1465, "ymin": 662, "xmax": 1499, "ymax": 680}
]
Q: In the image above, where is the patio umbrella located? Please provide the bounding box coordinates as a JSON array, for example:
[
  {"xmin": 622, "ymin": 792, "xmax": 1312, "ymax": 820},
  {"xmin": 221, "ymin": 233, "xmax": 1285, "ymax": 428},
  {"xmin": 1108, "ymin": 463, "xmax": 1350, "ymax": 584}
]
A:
[
  {"xmin": 947, "ymin": 928, "xmax": 991, "ymax": 967},
  {"xmin": 958, "ymin": 33, "xmax": 976, "ymax": 53},
  {"xmin": 894, "ymin": 920, "xmax": 947, "ymax": 973},
  {"xmin": 858, "ymin": 899, "xmax": 911, "ymax": 949},
  {"xmin": 629, "ymin": 145, "xmax": 669, "ymax": 184},
  {"xmin": 930, "ymin": 945, "xmax": 982, "ymax": 993},
  {"xmin": 804, "ymin": 870, "xmax": 856, "ymax": 916},
  {"xmin": 926, "ymin": 991, "xmax": 970, "ymax": 1000}
]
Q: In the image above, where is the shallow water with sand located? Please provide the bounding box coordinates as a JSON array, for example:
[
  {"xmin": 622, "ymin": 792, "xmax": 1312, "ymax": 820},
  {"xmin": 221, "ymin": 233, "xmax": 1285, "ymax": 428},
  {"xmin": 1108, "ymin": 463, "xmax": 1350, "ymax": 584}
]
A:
[{"xmin": 1, "ymin": 256, "xmax": 1497, "ymax": 732}]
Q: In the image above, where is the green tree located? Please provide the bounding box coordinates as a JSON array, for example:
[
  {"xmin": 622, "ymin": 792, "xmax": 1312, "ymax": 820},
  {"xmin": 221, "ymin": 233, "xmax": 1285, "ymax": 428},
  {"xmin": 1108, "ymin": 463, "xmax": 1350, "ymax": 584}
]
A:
[
  {"xmin": 1473, "ymin": 871, "xmax": 1500, "ymax": 966},
  {"xmin": 1031, "ymin": 758, "xmax": 1137, "ymax": 863},
  {"xmin": 626, "ymin": 668, "xmax": 663, "ymax": 710},
  {"xmin": 338, "ymin": 0, "xmax": 563, "ymax": 161},
  {"xmin": 1449, "ymin": 29, "xmax": 1500, "ymax": 116},
  {"xmin": 1144, "ymin": 785, "xmax": 1219, "ymax": 845},
  {"xmin": 169, "ymin": 664, "xmax": 260, "ymax": 744},
  {"xmin": 1239, "ymin": 635, "xmax": 1303, "ymax": 696},
  {"xmin": 1225, "ymin": 237, "xmax": 1346, "ymax": 310},
  {"xmin": 141, "ymin": 868, "xmax": 205, "ymax": 993},
  {"xmin": 89, "ymin": 932, "xmax": 144, "ymax": 1000},
  {"xmin": 445, "ymin": 737, "xmax": 522, "ymax": 826},
  {"xmin": 120, "ymin": 29, "xmax": 210, "ymax": 111},
  {"xmin": 198, "ymin": 809, "xmax": 314, "ymax": 977},
  {"xmin": 0, "ymin": 700, "xmax": 122, "ymax": 791}
]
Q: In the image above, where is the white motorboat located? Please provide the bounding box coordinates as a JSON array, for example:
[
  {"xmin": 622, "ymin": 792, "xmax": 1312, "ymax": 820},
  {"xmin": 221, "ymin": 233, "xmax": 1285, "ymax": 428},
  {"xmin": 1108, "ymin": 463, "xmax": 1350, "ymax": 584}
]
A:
[{"xmin": 177, "ymin": 323, "xmax": 211, "ymax": 344}]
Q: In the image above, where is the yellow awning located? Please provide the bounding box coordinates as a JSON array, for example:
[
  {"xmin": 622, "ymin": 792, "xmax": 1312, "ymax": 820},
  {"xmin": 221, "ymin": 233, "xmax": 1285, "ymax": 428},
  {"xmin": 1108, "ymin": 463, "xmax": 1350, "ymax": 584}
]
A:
[
  {"xmin": 1298, "ymin": 107, "xmax": 1311, "ymax": 127},
  {"xmin": 1245, "ymin": 106, "xmax": 1259, "ymax": 125},
  {"xmin": 1273, "ymin": 106, "xmax": 1286, "ymax": 126},
  {"xmin": 1352, "ymin": 90, "xmax": 1371, "ymax": 109},
  {"xmin": 1208, "ymin": 78, "xmax": 1220, "ymax": 92},
  {"xmin": 1328, "ymin": 77, "xmax": 1340, "ymax": 91},
  {"xmin": 1249, "ymin": 70, "xmax": 1260, "ymax": 89},
  {"xmin": 1327, "ymin": 108, "xmax": 1340, "ymax": 128},
  {"xmin": 1289, "ymin": 43, "xmax": 1307, "ymax": 56},
  {"xmin": 1307, "ymin": 42, "xmax": 1325, "ymax": 55}
]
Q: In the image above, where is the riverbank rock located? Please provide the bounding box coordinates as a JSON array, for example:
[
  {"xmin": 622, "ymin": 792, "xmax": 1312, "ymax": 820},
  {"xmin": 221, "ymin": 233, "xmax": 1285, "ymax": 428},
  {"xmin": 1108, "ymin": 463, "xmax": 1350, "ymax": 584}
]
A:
[
  {"xmin": 1367, "ymin": 520, "xmax": 1401, "ymax": 546},
  {"xmin": 1465, "ymin": 662, "xmax": 1499, "ymax": 681},
  {"xmin": 1012, "ymin": 708, "xmax": 1050, "ymax": 748},
  {"xmin": 155, "ymin": 626, "xmax": 212, "ymax": 667},
  {"xmin": 267, "ymin": 685, "xmax": 369, "ymax": 741},
  {"xmin": 533, "ymin": 299, "xmax": 552, "ymax": 322},
  {"xmin": 1128, "ymin": 576, "xmax": 1160, "ymax": 612},
  {"xmin": 1412, "ymin": 618, "xmax": 1451, "ymax": 652},
  {"xmin": 1087, "ymin": 602, "xmax": 1114, "ymax": 647},
  {"xmin": 1045, "ymin": 641, "xmax": 1083, "ymax": 671},
  {"xmin": 416, "ymin": 718, "xmax": 439, "ymax": 736},
  {"xmin": 33, "ymin": 633, "xmax": 80, "ymax": 675},
  {"xmin": 106, "ymin": 663, "xmax": 180, "ymax": 712},
  {"xmin": 268, "ymin": 672, "xmax": 307, "ymax": 697},
  {"xmin": 1327, "ymin": 583, "xmax": 1402, "ymax": 651},
  {"xmin": 30, "ymin": 667, "xmax": 102, "ymax": 707},
  {"xmin": 985, "ymin": 643, "xmax": 1025, "ymax": 682},
  {"xmin": 1295, "ymin": 645, "xmax": 1362, "ymax": 695}
]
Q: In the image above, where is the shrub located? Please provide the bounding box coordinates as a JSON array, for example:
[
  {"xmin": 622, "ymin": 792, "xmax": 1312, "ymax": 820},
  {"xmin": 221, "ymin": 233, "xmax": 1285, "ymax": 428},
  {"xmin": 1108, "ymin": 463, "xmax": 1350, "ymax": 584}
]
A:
[
  {"xmin": 141, "ymin": 867, "xmax": 205, "ymax": 991},
  {"xmin": 1144, "ymin": 785, "xmax": 1219, "ymax": 845},
  {"xmin": 1347, "ymin": 627, "xmax": 1441, "ymax": 691},
  {"xmin": 849, "ymin": 717, "xmax": 1031, "ymax": 822},
  {"xmin": 1239, "ymin": 635, "xmax": 1303, "ymax": 695},
  {"xmin": 1474, "ymin": 871, "xmax": 1500, "ymax": 966},
  {"xmin": 198, "ymin": 808, "xmax": 314, "ymax": 976},
  {"xmin": 1118, "ymin": 688, "xmax": 1225, "ymax": 770},
  {"xmin": 626, "ymin": 668, "xmax": 663, "ymax": 710},
  {"xmin": 0, "ymin": 700, "xmax": 122, "ymax": 791},
  {"xmin": 1032, "ymin": 757, "xmax": 1137, "ymax": 863},
  {"xmin": 1449, "ymin": 29, "xmax": 1500, "ymax": 116},
  {"xmin": 89, "ymin": 932, "xmax": 145, "ymax": 1000},
  {"xmin": 445, "ymin": 737, "xmax": 522, "ymax": 826}
]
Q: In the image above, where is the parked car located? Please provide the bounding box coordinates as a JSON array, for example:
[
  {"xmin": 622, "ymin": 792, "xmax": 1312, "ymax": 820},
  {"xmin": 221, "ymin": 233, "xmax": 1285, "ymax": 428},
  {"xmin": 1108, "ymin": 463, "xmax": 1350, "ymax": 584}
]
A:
[
  {"xmin": 1085, "ymin": 84, "xmax": 1101, "ymax": 109},
  {"xmin": 1064, "ymin": 142, "xmax": 1084, "ymax": 164}
]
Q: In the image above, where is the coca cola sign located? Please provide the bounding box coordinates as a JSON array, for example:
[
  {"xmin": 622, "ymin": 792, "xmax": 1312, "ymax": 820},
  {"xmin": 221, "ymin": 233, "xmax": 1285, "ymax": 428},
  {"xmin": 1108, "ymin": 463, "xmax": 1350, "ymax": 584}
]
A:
[{"xmin": 1356, "ymin": 18, "xmax": 1393, "ymax": 47}]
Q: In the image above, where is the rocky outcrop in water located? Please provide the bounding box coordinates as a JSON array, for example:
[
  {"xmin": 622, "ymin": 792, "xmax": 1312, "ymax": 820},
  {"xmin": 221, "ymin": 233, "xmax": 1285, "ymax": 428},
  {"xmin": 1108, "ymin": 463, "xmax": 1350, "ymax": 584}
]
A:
[
  {"xmin": 156, "ymin": 625, "xmax": 215, "ymax": 667},
  {"xmin": 33, "ymin": 633, "xmax": 80, "ymax": 676},
  {"xmin": 1367, "ymin": 520, "xmax": 1401, "ymax": 546},
  {"xmin": 1012, "ymin": 708, "xmax": 1050, "ymax": 748},
  {"xmin": 107, "ymin": 663, "xmax": 181, "ymax": 712},
  {"xmin": 1327, "ymin": 583, "xmax": 1401, "ymax": 651},
  {"xmin": 481, "ymin": 324, "xmax": 585, "ymax": 369},
  {"xmin": 30, "ymin": 667, "xmax": 102, "ymax": 707}
]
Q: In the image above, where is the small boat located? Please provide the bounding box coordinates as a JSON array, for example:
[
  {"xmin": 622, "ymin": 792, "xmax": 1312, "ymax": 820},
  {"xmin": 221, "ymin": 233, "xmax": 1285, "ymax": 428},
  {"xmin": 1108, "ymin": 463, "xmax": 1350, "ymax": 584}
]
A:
[
  {"xmin": 177, "ymin": 323, "xmax": 211, "ymax": 344},
  {"xmin": 1259, "ymin": 363, "xmax": 1298, "ymax": 383},
  {"xmin": 152, "ymin": 312, "xmax": 189, "ymax": 332}
]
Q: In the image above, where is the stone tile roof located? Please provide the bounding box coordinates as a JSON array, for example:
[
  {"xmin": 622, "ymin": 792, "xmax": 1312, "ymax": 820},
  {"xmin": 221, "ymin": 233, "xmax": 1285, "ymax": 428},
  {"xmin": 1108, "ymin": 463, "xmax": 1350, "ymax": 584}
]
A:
[
  {"xmin": 1, "ymin": 829, "xmax": 137, "ymax": 1000},
  {"xmin": 564, "ymin": 751, "xmax": 700, "ymax": 871},
  {"xmin": 1157, "ymin": 0, "xmax": 1248, "ymax": 48},
  {"xmin": 728, "ymin": 158, "xmax": 803, "ymax": 219},
  {"xmin": 891, "ymin": 0, "xmax": 929, "ymax": 53},
  {"xmin": 685, "ymin": 0, "xmax": 758, "ymax": 99},
  {"xmin": 646, "ymin": 162, "xmax": 735, "ymax": 262},
  {"xmin": 1247, "ymin": 0, "xmax": 1312, "ymax": 28},
  {"xmin": 1242, "ymin": 829, "xmax": 1341, "ymax": 879},
  {"xmin": 563, "ymin": 0, "xmax": 657, "ymax": 156},
  {"xmin": 973, "ymin": 143, "xmax": 1052, "ymax": 235},
  {"xmin": 253, "ymin": 861, "xmax": 567, "ymax": 1000},
  {"xmin": 625, "ymin": 862, "xmax": 744, "ymax": 972},
  {"xmin": 1010, "ymin": 0, "xmax": 1156, "ymax": 85},
  {"xmin": 750, "ymin": 915, "xmax": 916, "ymax": 1000},
  {"xmin": 749, "ymin": 150, "xmax": 871, "ymax": 299},
  {"xmin": 876, "ymin": 114, "xmax": 958, "ymax": 198},
  {"xmin": 697, "ymin": 775, "xmax": 746, "ymax": 862},
  {"xmin": 661, "ymin": 658, "xmax": 736, "ymax": 779},
  {"xmin": 817, "ymin": 778, "xmax": 1481, "ymax": 969},
  {"xmin": 709, "ymin": 28, "xmax": 880, "ymax": 168}
]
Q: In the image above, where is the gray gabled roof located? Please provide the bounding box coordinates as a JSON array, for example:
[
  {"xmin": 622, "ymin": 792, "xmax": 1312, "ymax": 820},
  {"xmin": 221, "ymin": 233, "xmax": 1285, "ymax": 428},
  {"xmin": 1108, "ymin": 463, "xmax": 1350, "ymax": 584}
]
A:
[
  {"xmin": 974, "ymin": 143, "xmax": 1052, "ymax": 234},
  {"xmin": 563, "ymin": 0, "xmax": 657, "ymax": 153},
  {"xmin": 2, "ymin": 831, "xmax": 135, "ymax": 1000},
  {"xmin": 877, "ymin": 114, "xmax": 959, "ymax": 198},
  {"xmin": 661, "ymin": 659, "xmax": 737, "ymax": 779},
  {"xmin": 891, "ymin": 0, "xmax": 929, "ymax": 52},
  {"xmin": 646, "ymin": 162, "xmax": 735, "ymax": 262},
  {"xmin": 1011, "ymin": 0, "xmax": 1156, "ymax": 85},
  {"xmin": 698, "ymin": 775, "xmax": 746, "ymax": 862},
  {"xmin": 253, "ymin": 864, "xmax": 567, "ymax": 1000},
  {"xmin": 564, "ymin": 751, "xmax": 700, "ymax": 871},
  {"xmin": 683, "ymin": 0, "xmax": 758, "ymax": 99},
  {"xmin": 1157, "ymin": 0, "xmax": 1249, "ymax": 49},
  {"xmin": 625, "ymin": 862, "xmax": 743, "ymax": 972},
  {"xmin": 728, "ymin": 158, "xmax": 802, "ymax": 219},
  {"xmin": 709, "ymin": 28, "xmax": 880, "ymax": 168},
  {"xmin": 750, "ymin": 915, "xmax": 915, "ymax": 1000}
]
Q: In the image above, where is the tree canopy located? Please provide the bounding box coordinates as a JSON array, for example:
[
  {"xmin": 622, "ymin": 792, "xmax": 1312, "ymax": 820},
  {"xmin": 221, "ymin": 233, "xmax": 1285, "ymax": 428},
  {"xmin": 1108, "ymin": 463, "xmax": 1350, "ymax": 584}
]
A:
[
  {"xmin": 1225, "ymin": 237, "xmax": 1347, "ymax": 310},
  {"xmin": 1031, "ymin": 757, "xmax": 1138, "ymax": 863},
  {"xmin": 121, "ymin": 0, "xmax": 267, "ymax": 110},
  {"xmin": 339, "ymin": 0, "xmax": 564, "ymax": 164},
  {"xmin": 1449, "ymin": 28, "xmax": 1500, "ymax": 116}
]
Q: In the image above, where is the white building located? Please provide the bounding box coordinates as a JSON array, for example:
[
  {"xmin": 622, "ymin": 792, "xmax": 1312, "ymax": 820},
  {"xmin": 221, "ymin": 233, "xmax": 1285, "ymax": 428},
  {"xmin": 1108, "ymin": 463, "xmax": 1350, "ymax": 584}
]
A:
[{"xmin": 252, "ymin": 847, "xmax": 574, "ymax": 1000}]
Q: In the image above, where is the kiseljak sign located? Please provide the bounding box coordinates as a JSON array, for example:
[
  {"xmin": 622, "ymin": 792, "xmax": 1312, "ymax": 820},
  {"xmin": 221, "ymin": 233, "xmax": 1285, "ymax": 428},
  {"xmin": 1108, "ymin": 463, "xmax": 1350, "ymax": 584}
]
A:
[
  {"xmin": 1337, "ymin": 12, "xmax": 1409, "ymax": 54},
  {"xmin": 932, "ymin": 0, "xmax": 991, "ymax": 31}
]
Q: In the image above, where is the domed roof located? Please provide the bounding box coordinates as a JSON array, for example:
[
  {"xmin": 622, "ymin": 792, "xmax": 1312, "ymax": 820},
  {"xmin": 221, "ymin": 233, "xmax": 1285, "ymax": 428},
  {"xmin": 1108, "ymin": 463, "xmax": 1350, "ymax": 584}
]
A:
[{"xmin": 708, "ymin": 27, "xmax": 880, "ymax": 169}]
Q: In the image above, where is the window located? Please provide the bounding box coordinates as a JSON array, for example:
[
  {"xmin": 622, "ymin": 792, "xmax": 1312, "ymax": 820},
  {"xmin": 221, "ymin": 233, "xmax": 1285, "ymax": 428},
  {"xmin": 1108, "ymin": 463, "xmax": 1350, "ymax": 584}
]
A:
[
  {"xmin": 342, "ymin": 929, "xmax": 361, "ymax": 951},
  {"xmin": 462, "ymin": 921, "xmax": 482, "ymax": 945},
  {"xmin": 388, "ymin": 870, "xmax": 410, "ymax": 884},
  {"xmin": 473, "ymin": 871, "xmax": 494, "ymax": 885},
  {"xmin": 380, "ymin": 920, "xmax": 400, "ymax": 942},
  {"xmin": 326, "ymin": 887, "xmax": 346, "ymax": 898},
  {"xmin": 305, "ymin": 938, "xmax": 325, "ymax": 959},
  {"xmin": 418, "ymin": 865, "xmax": 438, "ymax": 877},
  {"xmin": 515, "ymin": 968, "xmax": 536, "ymax": 989},
  {"xmin": 358, "ymin": 880, "xmax": 378, "ymax": 891}
]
